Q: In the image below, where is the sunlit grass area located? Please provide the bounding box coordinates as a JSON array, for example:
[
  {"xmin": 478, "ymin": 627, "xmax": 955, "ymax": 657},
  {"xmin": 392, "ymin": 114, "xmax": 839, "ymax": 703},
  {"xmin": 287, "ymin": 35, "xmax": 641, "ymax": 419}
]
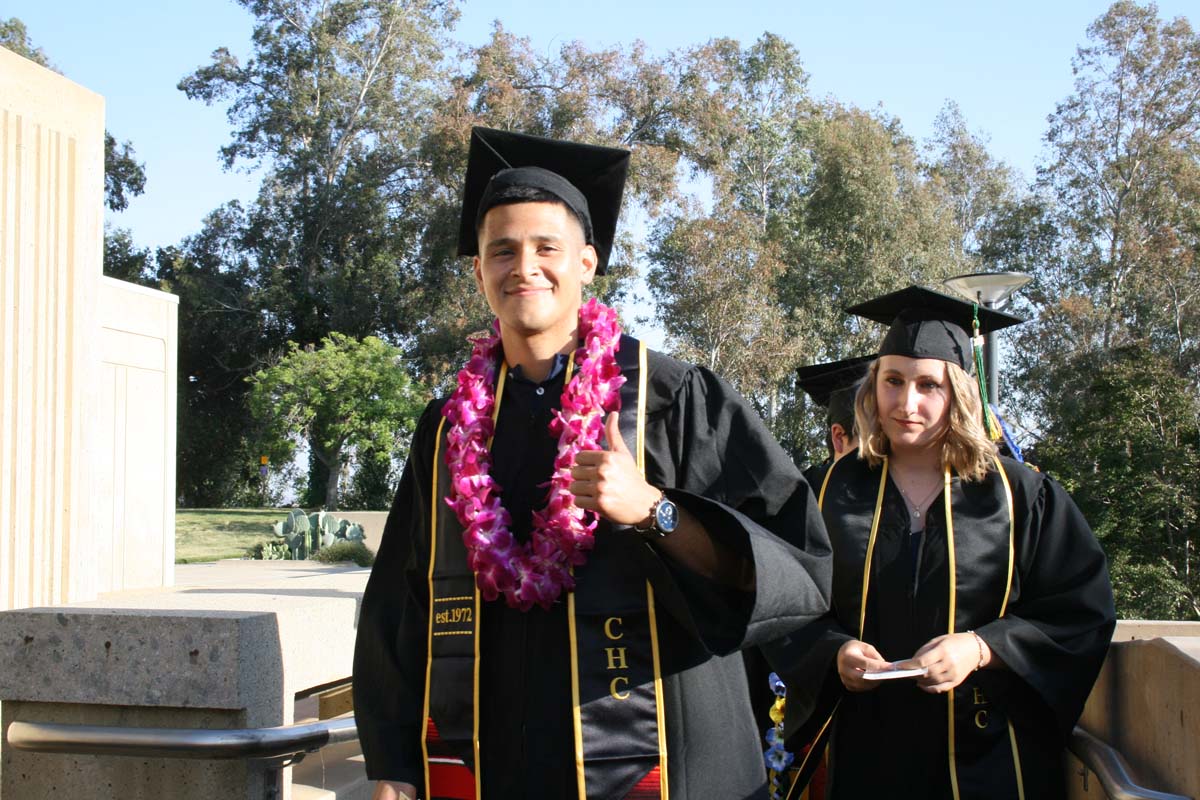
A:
[{"xmin": 175, "ymin": 508, "xmax": 290, "ymax": 563}]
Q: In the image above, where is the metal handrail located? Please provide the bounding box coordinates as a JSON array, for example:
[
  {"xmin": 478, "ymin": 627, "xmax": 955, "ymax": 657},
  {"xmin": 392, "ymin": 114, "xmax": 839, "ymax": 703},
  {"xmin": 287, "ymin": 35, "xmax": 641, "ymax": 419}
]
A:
[
  {"xmin": 6, "ymin": 715, "xmax": 357, "ymax": 762},
  {"xmin": 6, "ymin": 716, "xmax": 1193, "ymax": 800},
  {"xmin": 1070, "ymin": 725, "xmax": 1191, "ymax": 800}
]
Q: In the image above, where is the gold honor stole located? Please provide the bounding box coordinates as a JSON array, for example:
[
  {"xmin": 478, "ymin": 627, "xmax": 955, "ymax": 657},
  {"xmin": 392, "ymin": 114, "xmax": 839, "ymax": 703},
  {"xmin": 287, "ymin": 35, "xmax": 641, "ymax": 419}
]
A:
[
  {"xmin": 423, "ymin": 335, "xmax": 668, "ymax": 800},
  {"xmin": 788, "ymin": 455, "xmax": 1023, "ymax": 800}
]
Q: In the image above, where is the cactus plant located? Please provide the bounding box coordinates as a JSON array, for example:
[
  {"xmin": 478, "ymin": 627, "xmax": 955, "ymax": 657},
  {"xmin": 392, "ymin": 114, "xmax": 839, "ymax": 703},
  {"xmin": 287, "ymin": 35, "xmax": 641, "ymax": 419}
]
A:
[
  {"xmin": 251, "ymin": 509, "xmax": 372, "ymax": 562},
  {"xmin": 311, "ymin": 511, "xmax": 340, "ymax": 549}
]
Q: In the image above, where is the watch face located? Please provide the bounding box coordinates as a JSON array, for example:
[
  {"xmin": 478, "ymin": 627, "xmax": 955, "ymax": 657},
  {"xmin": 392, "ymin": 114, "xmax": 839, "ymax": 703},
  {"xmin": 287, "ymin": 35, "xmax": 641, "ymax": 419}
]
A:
[{"xmin": 655, "ymin": 498, "xmax": 679, "ymax": 533}]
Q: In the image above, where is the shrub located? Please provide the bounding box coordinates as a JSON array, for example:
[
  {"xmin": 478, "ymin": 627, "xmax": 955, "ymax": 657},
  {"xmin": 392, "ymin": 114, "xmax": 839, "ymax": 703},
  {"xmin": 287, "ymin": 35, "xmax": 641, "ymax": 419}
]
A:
[{"xmin": 312, "ymin": 540, "xmax": 375, "ymax": 567}]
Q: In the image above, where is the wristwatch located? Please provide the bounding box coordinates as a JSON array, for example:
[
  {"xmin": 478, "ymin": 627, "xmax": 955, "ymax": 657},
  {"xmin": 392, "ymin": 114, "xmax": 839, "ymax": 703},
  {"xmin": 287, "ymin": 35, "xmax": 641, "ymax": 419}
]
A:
[{"xmin": 634, "ymin": 493, "xmax": 680, "ymax": 538}]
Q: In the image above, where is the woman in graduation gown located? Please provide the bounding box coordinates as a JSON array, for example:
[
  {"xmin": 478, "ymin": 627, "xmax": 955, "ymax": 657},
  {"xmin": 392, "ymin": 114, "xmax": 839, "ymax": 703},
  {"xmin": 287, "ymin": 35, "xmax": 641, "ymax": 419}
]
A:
[{"xmin": 767, "ymin": 286, "xmax": 1116, "ymax": 800}]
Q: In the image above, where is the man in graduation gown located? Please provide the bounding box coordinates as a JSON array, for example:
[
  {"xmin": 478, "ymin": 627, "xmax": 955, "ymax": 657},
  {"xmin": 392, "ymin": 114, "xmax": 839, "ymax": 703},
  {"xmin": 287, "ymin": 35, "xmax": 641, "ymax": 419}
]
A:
[
  {"xmin": 766, "ymin": 287, "xmax": 1116, "ymax": 800},
  {"xmin": 796, "ymin": 356, "xmax": 874, "ymax": 492},
  {"xmin": 353, "ymin": 127, "xmax": 832, "ymax": 800}
]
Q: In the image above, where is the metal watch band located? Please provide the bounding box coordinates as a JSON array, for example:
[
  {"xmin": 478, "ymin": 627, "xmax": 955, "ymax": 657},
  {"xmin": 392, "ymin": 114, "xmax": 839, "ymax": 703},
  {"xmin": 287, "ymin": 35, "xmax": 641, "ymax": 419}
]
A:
[{"xmin": 633, "ymin": 492, "xmax": 666, "ymax": 535}]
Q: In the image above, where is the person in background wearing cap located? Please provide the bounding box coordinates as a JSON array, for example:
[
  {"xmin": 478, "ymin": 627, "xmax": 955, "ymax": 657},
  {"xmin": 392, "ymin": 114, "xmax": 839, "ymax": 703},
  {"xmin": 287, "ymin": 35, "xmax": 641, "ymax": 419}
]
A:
[
  {"xmin": 796, "ymin": 355, "xmax": 875, "ymax": 494},
  {"xmin": 353, "ymin": 127, "xmax": 832, "ymax": 800},
  {"xmin": 765, "ymin": 286, "xmax": 1115, "ymax": 800}
]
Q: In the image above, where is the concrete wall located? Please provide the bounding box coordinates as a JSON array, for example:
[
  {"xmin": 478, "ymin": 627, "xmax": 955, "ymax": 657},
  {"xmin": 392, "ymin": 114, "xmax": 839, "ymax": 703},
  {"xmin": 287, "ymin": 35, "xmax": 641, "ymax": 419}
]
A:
[
  {"xmin": 96, "ymin": 277, "xmax": 178, "ymax": 592},
  {"xmin": 1, "ymin": 561, "xmax": 368, "ymax": 800},
  {"xmin": 1067, "ymin": 620, "xmax": 1200, "ymax": 799},
  {"xmin": 0, "ymin": 49, "xmax": 177, "ymax": 612},
  {"xmin": 333, "ymin": 511, "xmax": 388, "ymax": 545},
  {"xmin": 0, "ymin": 47, "xmax": 104, "ymax": 612}
]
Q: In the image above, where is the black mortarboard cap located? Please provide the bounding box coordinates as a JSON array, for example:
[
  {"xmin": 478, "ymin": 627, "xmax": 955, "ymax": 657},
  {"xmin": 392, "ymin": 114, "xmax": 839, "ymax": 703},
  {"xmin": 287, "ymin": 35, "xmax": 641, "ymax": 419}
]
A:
[
  {"xmin": 845, "ymin": 285, "xmax": 1024, "ymax": 372},
  {"xmin": 457, "ymin": 126, "xmax": 631, "ymax": 274},
  {"xmin": 797, "ymin": 355, "xmax": 876, "ymax": 431}
]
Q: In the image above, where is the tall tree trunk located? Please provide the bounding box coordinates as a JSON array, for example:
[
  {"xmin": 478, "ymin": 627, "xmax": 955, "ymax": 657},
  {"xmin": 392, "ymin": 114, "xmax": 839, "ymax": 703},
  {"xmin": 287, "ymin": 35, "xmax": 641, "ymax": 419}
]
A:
[{"xmin": 324, "ymin": 448, "xmax": 342, "ymax": 511}]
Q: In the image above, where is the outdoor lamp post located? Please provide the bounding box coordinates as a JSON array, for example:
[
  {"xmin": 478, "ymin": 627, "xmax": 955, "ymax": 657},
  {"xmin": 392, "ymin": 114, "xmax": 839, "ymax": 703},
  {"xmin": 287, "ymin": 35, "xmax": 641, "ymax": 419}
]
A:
[{"xmin": 943, "ymin": 271, "xmax": 1032, "ymax": 407}]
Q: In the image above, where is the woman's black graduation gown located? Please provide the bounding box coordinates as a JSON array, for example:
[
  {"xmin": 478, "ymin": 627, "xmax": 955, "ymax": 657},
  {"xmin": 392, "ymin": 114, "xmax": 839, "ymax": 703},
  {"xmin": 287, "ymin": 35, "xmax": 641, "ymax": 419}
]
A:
[
  {"xmin": 353, "ymin": 339, "xmax": 832, "ymax": 799},
  {"xmin": 768, "ymin": 453, "xmax": 1115, "ymax": 800}
]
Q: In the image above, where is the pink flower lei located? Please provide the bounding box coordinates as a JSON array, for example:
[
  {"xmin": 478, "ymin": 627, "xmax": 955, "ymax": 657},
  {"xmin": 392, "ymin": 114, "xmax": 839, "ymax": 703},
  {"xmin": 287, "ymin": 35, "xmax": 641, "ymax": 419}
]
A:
[{"xmin": 442, "ymin": 298, "xmax": 626, "ymax": 611}]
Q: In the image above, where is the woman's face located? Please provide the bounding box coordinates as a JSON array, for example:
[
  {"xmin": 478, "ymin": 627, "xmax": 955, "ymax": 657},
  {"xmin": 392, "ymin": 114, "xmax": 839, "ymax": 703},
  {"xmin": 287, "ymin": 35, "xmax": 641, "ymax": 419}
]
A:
[{"xmin": 875, "ymin": 355, "xmax": 951, "ymax": 455}]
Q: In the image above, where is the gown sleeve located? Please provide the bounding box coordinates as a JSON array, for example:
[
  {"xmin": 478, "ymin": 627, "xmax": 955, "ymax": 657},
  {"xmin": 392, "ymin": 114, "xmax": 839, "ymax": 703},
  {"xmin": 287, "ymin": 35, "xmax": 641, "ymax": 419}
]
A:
[
  {"xmin": 973, "ymin": 468, "xmax": 1116, "ymax": 736},
  {"xmin": 352, "ymin": 400, "xmax": 445, "ymax": 784},
  {"xmin": 760, "ymin": 613, "xmax": 851, "ymax": 739},
  {"xmin": 636, "ymin": 362, "xmax": 833, "ymax": 656}
]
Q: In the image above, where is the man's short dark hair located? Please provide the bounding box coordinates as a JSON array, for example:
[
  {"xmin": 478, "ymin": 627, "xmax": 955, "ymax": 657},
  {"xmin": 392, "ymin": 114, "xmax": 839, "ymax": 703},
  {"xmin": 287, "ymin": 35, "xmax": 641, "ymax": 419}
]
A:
[
  {"xmin": 476, "ymin": 184, "xmax": 593, "ymax": 244},
  {"xmin": 825, "ymin": 411, "xmax": 856, "ymax": 459}
]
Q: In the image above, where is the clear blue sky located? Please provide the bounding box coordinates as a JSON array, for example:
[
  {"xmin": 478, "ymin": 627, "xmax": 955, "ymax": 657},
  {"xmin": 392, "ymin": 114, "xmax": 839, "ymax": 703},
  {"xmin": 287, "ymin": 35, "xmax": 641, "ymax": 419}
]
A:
[{"xmin": 7, "ymin": 0, "xmax": 1197, "ymax": 254}]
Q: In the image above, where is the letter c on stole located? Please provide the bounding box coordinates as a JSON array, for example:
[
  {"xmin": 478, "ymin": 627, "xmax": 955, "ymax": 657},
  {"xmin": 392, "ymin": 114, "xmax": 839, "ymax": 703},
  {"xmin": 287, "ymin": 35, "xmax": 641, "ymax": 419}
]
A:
[
  {"xmin": 604, "ymin": 617, "xmax": 623, "ymax": 640},
  {"xmin": 610, "ymin": 676, "xmax": 630, "ymax": 700}
]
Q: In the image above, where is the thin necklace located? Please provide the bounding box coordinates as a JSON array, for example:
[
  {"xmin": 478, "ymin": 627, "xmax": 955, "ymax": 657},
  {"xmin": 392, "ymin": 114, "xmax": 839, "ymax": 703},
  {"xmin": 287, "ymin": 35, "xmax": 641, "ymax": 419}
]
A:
[{"xmin": 896, "ymin": 478, "xmax": 942, "ymax": 519}]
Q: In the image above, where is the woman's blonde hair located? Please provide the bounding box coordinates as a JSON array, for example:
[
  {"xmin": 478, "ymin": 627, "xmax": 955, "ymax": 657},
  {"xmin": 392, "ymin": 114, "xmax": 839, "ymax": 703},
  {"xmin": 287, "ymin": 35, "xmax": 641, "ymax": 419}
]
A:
[{"xmin": 854, "ymin": 357, "xmax": 997, "ymax": 481}]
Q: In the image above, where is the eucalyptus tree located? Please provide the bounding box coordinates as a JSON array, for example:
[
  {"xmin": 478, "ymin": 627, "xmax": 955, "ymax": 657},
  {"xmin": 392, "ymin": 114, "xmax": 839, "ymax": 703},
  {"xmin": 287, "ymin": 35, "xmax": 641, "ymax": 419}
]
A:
[
  {"xmin": 674, "ymin": 33, "xmax": 814, "ymax": 234},
  {"xmin": 404, "ymin": 23, "xmax": 689, "ymax": 386},
  {"xmin": 178, "ymin": 0, "xmax": 457, "ymax": 501},
  {"xmin": 925, "ymin": 100, "xmax": 1017, "ymax": 262},
  {"xmin": 647, "ymin": 209, "xmax": 806, "ymax": 408},
  {"xmin": 647, "ymin": 34, "xmax": 967, "ymax": 462},
  {"xmin": 1011, "ymin": 1, "xmax": 1200, "ymax": 618},
  {"xmin": 1036, "ymin": 0, "xmax": 1200, "ymax": 357},
  {"xmin": 180, "ymin": 0, "xmax": 460, "ymax": 347},
  {"xmin": 643, "ymin": 35, "xmax": 815, "ymax": 439}
]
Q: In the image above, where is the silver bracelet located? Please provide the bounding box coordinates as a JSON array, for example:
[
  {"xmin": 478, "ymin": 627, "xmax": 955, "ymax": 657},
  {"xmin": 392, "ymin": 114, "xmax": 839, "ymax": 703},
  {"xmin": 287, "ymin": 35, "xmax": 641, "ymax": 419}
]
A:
[{"xmin": 967, "ymin": 629, "xmax": 986, "ymax": 671}]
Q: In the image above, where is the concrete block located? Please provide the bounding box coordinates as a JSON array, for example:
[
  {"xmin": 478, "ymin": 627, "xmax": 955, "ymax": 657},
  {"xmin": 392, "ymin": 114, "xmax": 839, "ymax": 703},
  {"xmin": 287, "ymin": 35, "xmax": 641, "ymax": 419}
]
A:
[
  {"xmin": 0, "ymin": 608, "xmax": 282, "ymax": 720},
  {"xmin": 1079, "ymin": 634, "xmax": 1200, "ymax": 798},
  {"xmin": 0, "ymin": 561, "xmax": 370, "ymax": 800}
]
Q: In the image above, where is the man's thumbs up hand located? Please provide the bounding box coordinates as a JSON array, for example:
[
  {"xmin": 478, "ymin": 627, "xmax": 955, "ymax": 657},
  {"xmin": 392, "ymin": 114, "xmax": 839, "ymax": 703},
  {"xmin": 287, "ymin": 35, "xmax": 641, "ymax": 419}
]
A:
[{"xmin": 571, "ymin": 412, "xmax": 661, "ymax": 526}]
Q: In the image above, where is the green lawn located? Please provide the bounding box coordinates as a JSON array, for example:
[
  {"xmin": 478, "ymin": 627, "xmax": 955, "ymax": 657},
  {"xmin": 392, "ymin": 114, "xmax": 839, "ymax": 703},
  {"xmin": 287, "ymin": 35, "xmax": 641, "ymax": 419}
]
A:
[{"xmin": 175, "ymin": 508, "xmax": 290, "ymax": 563}]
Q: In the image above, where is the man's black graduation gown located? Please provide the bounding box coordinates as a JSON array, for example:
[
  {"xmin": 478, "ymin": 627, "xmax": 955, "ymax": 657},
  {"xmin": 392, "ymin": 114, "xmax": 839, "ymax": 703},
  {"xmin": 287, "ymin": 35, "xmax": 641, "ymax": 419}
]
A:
[
  {"xmin": 802, "ymin": 460, "xmax": 832, "ymax": 494},
  {"xmin": 767, "ymin": 454, "xmax": 1115, "ymax": 800},
  {"xmin": 354, "ymin": 338, "xmax": 832, "ymax": 799}
]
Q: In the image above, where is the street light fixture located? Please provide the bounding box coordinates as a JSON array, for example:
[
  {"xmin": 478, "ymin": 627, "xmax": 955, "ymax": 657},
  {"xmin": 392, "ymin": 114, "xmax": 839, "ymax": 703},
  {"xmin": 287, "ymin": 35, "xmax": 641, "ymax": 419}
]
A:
[{"xmin": 943, "ymin": 271, "xmax": 1032, "ymax": 406}]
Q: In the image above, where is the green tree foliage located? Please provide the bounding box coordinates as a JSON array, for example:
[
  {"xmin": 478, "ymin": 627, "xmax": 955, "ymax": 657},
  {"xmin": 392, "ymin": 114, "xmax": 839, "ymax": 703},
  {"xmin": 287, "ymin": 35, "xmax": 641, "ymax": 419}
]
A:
[
  {"xmin": 0, "ymin": 17, "xmax": 49, "ymax": 65},
  {"xmin": 407, "ymin": 23, "xmax": 689, "ymax": 385},
  {"xmin": 925, "ymin": 101, "xmax": 1016, "ymax": 261},
  {"xmin": 1037, "ymin": 1, "xmax": 1200, "ymax": 355},
  {"xmin": 1009, "ymin": 1, "xmax": 1200, "ymax": 618},
  {"xmin": 648, "ymin": 210, "xmax": 805, "ymax": 405},
  {"xmin": 159, "ymin": 204, "xmax": 277, "ymax": 507},
  {"xmin": 103, "ymin": 133, "xmax": 147, "ymax": 214},
  {"xmin": 649, "ymin": 34, "xmax": 975, "ymax": 462},
  {"xmin": 103, "ymin": 228, "xmax": 153, "ymax": 285},
  {"xmin": 180, "ymin": 0, "xmax": 458, "ymax": 346},
  {"xmin": 248, "ymin": 333, "xmax": 425, "ymax": 510},
  {"xmin": 178, "ymin": 0, "xmax": 458, "ymax": 501},
  {"xmin": 674, "ymin": 33, "xmax": 813, "ymax": 234},
  {"xmin": 1032, "ymin": 346, "xmax": 1199, "ymax": 618}
]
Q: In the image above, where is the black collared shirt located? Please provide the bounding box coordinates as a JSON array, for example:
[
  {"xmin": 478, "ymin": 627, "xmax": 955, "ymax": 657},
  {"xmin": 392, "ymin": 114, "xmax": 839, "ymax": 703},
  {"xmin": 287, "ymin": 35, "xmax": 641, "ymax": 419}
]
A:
[{"xmin": 480, "ymin": 354, "xmax": 577, "ymax": 798}]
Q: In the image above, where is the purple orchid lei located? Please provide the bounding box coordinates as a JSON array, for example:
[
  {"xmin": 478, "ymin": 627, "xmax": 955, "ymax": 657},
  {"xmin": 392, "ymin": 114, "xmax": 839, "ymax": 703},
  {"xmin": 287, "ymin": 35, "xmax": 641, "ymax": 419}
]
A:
[{"xmin": 442, "ymin": 298, "xmax": 626, "ymax": 611}]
